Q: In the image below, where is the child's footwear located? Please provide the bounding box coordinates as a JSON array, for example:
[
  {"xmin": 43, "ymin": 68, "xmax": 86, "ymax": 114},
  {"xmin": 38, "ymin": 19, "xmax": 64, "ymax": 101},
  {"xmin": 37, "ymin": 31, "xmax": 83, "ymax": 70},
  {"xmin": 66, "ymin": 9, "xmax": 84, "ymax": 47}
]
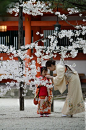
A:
[
  {"xmin": 45, "ymin": 114, "xmax": 49, "ymax": 117},
  {"xmin": 40, "ymin": 114, "xmax": 43, "ymax": 117}
]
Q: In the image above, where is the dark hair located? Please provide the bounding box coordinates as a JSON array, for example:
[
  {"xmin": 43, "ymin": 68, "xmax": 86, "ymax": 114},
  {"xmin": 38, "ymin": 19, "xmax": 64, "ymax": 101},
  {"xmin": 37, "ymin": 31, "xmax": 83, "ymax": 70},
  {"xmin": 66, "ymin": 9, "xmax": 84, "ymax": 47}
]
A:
[
  {"xmin": 40, "ymin": 66, "xmax": 47, "ymax": 74},
  {"xmin": 46, "ymin": 60, "xmax": 55, "ymax": 67}
]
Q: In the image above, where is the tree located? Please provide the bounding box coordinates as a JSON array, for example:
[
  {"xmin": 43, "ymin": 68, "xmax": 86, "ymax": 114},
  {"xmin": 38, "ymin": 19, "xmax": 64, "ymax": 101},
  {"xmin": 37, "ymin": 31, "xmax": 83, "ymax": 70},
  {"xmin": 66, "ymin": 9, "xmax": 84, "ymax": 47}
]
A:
[
  {"xmin": 0, "ymin": 0, "xmax": 86, "ymax": 109},
  {"xmin": 0, "ymin": 0, "xmax": 86, "ymax": 16},
  {"xmin": 6, "ymin": 0, "xmax": 86, "ymax": 71},
  {"xmin": 42, "ymin": 0, "xmax": 86, "ymax": 11},
  {"xmin": 0, "ymin": 0, "xmax": 19, "ymax": 16}
]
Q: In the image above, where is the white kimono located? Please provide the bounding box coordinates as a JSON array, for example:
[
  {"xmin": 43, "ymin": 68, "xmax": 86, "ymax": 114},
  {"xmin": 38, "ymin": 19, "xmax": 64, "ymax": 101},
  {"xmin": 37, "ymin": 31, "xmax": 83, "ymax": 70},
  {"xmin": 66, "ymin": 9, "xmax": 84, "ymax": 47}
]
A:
[
  {"xmin": 53, "ymin": 63, "xmax": 85, "ymax": 115},
  {"xmin": 53, "ymin": 63, "xmax": 66, "ymax": 94}
]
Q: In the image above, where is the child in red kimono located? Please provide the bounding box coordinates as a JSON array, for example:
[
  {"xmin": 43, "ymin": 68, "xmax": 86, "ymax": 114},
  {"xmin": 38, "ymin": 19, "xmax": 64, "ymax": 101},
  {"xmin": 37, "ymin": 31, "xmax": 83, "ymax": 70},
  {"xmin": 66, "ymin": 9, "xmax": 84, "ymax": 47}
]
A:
[{"xmin": 35, "ymin": 66, "xmax": 53, "ymax": 117}]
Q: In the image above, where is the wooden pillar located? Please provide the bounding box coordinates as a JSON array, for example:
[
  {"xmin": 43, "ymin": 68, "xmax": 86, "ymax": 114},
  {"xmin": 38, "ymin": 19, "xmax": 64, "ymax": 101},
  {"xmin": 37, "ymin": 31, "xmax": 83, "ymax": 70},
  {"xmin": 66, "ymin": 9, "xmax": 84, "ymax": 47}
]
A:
[
  {"xmin": 25, "ymin": 14, "xmax": 31, "ymax": 67},
  {"xmin": 33, "ymin": 27, "xmax": 41, "ymax": 77}
]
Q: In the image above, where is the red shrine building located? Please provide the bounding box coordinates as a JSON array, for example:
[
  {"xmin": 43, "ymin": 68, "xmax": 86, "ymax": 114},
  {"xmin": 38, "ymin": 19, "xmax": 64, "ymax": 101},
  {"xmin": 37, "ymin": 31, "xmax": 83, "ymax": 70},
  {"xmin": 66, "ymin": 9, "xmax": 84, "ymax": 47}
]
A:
[{"xmin": 0, "ymin": 7, "xmax": 86, "ymax": 84}]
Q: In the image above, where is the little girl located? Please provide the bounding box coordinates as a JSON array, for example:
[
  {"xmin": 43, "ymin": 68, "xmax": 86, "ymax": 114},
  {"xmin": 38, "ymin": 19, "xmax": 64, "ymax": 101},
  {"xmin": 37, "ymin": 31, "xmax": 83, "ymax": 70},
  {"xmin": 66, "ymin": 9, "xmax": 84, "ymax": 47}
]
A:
[{"xmin": 34, "ymin": 66, "xmax": 53, "ymax": 117}]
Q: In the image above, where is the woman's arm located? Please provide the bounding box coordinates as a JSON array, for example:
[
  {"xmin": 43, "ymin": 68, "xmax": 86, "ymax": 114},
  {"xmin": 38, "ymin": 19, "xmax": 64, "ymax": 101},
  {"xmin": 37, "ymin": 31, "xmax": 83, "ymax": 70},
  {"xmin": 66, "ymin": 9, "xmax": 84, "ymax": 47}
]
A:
[{"xmin": 46, "ymin": 75, "xmax": 53, "ymax": 79}]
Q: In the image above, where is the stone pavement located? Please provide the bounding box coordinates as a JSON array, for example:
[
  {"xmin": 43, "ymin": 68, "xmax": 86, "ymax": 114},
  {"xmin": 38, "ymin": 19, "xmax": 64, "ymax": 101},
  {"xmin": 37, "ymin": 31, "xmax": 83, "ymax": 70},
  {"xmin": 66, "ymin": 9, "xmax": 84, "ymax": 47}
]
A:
[{"xmin": 0, "ymin": 98, "xmax": 85, "ymax": 130}]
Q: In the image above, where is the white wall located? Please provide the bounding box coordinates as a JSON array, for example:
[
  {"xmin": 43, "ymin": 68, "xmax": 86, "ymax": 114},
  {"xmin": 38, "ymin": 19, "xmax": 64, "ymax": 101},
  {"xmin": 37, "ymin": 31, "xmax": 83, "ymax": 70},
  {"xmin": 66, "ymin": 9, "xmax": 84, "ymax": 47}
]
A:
[
  {"xmin": 0, "ymin": 60, "xmax": 86, "ymax": 77},
  {"xmin": 0, "ymin": 61, "xmax": 19, "ymax": 74},
  {"xmin": 42, "ymin": 60, "xmax": 86, "ymax": 76}
]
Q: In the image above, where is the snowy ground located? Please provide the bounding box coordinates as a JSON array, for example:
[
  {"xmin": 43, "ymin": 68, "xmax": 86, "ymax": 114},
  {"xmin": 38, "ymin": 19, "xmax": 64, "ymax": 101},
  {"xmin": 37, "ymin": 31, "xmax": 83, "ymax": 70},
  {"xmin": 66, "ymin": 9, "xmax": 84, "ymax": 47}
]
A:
[{"xmin": 0, "ymin": 98, "xmax": 85, "ymax": 130}]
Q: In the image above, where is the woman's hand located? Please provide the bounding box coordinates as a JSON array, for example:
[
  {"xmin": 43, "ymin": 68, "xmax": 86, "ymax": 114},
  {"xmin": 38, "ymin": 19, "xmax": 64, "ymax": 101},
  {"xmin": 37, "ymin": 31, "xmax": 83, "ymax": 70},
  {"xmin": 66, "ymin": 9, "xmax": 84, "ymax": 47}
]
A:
[{"xmin": 46, "ymin": 75, "xmax": 53, "ymax": 79}]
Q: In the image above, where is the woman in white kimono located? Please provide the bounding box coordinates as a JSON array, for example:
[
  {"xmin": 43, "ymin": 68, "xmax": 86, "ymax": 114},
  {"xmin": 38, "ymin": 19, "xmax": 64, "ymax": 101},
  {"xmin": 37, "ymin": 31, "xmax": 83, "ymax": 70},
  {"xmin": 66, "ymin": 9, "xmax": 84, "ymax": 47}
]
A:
[{"xmin": 46, "ymin": 60, "xmax": 85, "ymax": 117}]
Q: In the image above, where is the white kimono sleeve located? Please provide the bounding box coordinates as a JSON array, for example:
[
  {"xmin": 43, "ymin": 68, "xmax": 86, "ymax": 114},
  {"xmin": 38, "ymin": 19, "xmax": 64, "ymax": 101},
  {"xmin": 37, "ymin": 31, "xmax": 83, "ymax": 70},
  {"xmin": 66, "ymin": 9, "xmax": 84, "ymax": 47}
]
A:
[{"xmin": 53, "ymin": 64, "xmax": 66, "ymax": 94}]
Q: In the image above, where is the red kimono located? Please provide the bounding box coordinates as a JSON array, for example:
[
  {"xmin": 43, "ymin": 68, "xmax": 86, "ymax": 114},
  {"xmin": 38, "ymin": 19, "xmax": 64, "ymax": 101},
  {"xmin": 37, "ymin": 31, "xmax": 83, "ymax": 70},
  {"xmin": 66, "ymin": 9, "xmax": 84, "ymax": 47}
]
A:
[{"xmin": 35, "ymin": 76, "xmax": 53, "ymax": 115}]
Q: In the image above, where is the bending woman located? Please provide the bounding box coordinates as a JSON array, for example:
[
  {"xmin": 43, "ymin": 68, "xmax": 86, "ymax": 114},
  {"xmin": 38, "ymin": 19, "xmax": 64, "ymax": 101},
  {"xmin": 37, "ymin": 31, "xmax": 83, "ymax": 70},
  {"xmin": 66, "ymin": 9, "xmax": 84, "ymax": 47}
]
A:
[{"xmin": 46, "ymin": 60, "xmax": 85, "ymax": 117}]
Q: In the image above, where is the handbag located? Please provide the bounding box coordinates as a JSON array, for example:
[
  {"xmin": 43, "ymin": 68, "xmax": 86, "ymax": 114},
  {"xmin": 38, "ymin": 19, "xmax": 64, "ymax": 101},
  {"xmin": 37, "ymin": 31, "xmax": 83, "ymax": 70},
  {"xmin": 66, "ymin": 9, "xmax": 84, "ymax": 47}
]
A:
[
  {"xmin": 33, "ymin": 97, "xmax": 38, "ymax": 105},
  {"xmin": 33, "ymin": 86, "xmax": 39, "ymax": 105}
]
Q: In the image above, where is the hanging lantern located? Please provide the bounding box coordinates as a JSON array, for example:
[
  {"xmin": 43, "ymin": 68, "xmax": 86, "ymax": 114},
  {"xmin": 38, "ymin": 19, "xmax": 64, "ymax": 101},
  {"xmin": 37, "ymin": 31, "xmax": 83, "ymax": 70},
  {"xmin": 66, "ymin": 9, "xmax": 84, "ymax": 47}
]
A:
[
  {"xmin": 54, "ymin": 22, "xmax": 61, "ymax": 33},
  {"xmin": 0, "ymin": 26, "xmax": 7, "ymax": 32}
]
